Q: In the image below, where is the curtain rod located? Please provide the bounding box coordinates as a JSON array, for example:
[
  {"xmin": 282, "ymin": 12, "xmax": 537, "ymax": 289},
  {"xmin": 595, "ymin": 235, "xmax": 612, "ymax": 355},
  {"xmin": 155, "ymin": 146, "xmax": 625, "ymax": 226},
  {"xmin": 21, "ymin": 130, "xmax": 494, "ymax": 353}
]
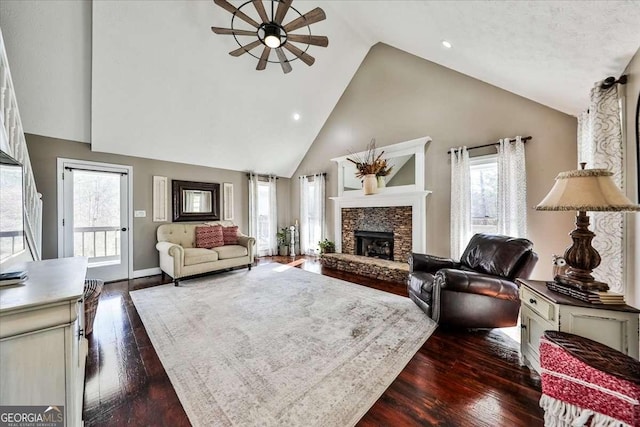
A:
[
  {"xmin": 245, "ymin": 173, "xmax": 279, "ymax": 179},
  {"xmin": 447, "ymin": 136, "xmax": 532, "ymax": 154},
  {"xmin": 64, "ymin": 166, "xmax": 128, "ymax": 176},
  {"xmin": 298, "ymin": 173, "xmax": 327, "ymax": 178}
]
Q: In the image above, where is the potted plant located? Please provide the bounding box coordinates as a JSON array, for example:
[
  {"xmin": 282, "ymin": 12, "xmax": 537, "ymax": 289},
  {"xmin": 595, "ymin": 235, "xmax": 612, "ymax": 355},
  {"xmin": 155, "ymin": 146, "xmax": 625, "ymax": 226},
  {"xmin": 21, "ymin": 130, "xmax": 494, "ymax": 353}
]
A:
[
  {"xmin": 318, "ymin": 239, "xmax": 335, "ymax": 254},
  {"xmin": 276, "ymin": 228, "xmax": 289, "ymax": 256},
  {"xmin": 347, "ymin": 139, "xmax": 393, "ymax": 194}
]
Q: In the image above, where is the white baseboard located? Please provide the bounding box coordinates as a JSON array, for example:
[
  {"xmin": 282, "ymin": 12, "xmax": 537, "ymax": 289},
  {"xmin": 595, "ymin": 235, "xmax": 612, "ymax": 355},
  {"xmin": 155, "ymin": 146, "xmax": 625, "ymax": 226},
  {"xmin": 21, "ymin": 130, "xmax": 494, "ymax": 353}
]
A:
[{"xmin": 133, "ymin": 267, "xmax": 162, "ymax": 279}]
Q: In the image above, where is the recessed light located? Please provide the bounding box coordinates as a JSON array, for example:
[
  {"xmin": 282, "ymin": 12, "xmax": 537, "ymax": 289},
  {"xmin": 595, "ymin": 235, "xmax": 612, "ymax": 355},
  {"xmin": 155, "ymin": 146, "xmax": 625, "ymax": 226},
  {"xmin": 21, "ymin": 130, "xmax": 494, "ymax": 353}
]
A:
[
  {"xmin": 442, "ymin": 40, "xmax": 452, "ymax": 49},
  {"xmin": 293, "ymin": 113, "xmax": 301, "ymax": 121}
]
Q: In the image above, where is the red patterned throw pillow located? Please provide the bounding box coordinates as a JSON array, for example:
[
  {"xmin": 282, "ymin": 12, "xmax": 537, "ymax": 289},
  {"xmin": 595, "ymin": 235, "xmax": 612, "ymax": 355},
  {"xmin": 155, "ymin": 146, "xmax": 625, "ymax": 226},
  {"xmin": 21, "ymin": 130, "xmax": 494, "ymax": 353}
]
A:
[
  {"xmin": 195, "ymin": 225, "xmax": 224, "ymax": 249},
  {"xmin": 222, "ymin": 226, "xmax": 239, "ymax": 245}
]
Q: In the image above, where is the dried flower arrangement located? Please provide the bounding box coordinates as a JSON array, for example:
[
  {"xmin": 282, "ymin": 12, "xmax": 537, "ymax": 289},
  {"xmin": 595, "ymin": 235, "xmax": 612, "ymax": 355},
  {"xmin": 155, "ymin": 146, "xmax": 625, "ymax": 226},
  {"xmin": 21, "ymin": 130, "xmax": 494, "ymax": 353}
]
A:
[{"xmin": 347, "ymin": 139, "xmax": 393, "ymax": 179}]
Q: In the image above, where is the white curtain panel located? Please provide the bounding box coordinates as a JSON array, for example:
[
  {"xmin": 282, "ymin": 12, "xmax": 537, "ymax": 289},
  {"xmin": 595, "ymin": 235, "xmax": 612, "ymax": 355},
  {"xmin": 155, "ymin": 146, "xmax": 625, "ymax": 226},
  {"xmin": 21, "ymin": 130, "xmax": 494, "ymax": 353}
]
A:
[
  {"xmin": 300, "ymin": 174, "xmax": 326, "ymax": 255},
  {"xmin": 313, "ymin": 174, "xmax": 326, "ymax": 254},
  {"xmin": 497, "ymin": 136, "xmax": 527, "ymax": 238},
  {"xmin": 248, "ymin": 173, "xmax": 259, "ymax": 259},
  {"xmin": 578, "ymin": 83, "xmax": 624, "ymax": 293},
  {"xmin": 267, "ymin": 176, "xmax": 278, "ymax": 256},
  {"xmin": 300, "ymin": 176, "xmax": 310, "ymax": 253},
  {"xmin": 450, "ymin": 147, "xmax": 471, "ymax": 259}
]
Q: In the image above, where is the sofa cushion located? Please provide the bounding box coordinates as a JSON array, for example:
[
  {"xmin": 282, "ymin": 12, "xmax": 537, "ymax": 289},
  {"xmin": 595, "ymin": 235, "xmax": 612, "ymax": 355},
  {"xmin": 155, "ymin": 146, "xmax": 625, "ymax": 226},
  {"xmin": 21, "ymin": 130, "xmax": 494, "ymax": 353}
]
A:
[
  {"xmin": 184, "ymin": 248, "xmax": 219, "ymax": 266},
  {"xmin": 195, "ymin": 225, "xmax": 224, "ymax": 249},
  {"xmin": 213, "ymin": 245, "xmax": 248, "ymax": 260},
  {"xmin": 222, "ymin": 226, "xmax": 239, "ymax": 245}
]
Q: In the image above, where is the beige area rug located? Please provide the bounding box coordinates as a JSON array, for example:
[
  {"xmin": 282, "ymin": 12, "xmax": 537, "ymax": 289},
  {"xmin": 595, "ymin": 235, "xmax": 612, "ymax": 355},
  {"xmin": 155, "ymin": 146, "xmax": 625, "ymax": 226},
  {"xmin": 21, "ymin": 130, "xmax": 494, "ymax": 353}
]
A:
[{"xmin": 130, "ymin": 264, "xmax": 437, "ymax": 427}]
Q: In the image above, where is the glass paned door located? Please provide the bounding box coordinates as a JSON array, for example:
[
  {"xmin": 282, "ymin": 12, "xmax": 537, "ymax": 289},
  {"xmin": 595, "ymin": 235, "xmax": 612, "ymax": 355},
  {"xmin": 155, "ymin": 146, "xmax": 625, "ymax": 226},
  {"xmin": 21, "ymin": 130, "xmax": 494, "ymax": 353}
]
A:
[{"xmin": 61, "ymin": 161, "xmax": 130, "ymax": 281}]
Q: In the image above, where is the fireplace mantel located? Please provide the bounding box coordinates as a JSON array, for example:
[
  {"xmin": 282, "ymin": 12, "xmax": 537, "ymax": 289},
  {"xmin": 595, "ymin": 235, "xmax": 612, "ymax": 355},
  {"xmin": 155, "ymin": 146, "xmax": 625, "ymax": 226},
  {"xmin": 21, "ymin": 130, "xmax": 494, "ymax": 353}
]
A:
[{"xmin": 330, "ymin": 191, "xmax": 431, "ymax": 254}]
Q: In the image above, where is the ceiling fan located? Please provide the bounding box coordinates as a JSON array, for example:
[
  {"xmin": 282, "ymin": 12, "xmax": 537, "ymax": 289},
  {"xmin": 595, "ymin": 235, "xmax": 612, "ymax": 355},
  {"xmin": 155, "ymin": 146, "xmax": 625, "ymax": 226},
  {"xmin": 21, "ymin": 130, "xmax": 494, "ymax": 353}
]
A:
[{"xmin": 211, "ymin": 0, "xmax": 328, "ymax": 74}]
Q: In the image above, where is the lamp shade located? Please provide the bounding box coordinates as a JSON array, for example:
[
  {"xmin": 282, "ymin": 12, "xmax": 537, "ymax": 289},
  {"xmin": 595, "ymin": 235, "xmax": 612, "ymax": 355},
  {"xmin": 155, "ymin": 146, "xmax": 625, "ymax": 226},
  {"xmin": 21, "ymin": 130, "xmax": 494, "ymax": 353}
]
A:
[{"xmin": 536, "ymin": 168, "xmax": 640, "ymax": 212}]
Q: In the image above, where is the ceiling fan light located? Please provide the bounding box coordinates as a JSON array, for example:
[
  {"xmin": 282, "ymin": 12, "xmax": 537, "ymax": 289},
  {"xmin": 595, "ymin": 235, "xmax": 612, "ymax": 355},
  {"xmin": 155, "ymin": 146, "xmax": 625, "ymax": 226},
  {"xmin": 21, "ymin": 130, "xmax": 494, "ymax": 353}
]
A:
[
  {"xmin": 263, "ymin": 24, "xmax": 282, "ymax": 48},
  {"xmin": 265, "ymin": 34, "xmax": 281, "ymax": 48}
]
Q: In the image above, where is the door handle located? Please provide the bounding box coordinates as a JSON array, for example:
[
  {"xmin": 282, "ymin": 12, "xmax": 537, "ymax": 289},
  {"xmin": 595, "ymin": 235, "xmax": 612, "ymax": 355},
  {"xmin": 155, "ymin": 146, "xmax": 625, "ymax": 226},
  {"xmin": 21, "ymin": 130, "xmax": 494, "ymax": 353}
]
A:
[{"xmin": 121, "ymin": 227, "xmax": 128, "ymax": 232}]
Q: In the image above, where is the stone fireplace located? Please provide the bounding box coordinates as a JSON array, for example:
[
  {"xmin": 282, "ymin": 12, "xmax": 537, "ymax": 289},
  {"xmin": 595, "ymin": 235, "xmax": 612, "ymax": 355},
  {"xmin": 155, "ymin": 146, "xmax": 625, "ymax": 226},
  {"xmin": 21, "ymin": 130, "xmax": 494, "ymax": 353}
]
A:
[{"xmin": 342, "ymin": 206, "xmax": 412, "ymax": 262}]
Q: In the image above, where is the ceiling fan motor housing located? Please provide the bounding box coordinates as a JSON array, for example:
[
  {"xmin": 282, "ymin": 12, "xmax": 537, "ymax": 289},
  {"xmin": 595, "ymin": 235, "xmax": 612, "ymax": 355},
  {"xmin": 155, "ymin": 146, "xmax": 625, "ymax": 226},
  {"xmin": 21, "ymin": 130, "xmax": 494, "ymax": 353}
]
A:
[{"xmin": 260, "ymin": 22, "xmax": 287, "ymax": 48}]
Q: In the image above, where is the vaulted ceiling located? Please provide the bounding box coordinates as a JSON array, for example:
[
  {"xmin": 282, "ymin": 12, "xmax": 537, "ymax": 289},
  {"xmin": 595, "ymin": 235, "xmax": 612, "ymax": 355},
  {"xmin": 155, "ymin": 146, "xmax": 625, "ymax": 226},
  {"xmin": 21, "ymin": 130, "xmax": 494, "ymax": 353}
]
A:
[{"xmin": 1, "ymin": 1, "xmax": 639, "ymax": 177}]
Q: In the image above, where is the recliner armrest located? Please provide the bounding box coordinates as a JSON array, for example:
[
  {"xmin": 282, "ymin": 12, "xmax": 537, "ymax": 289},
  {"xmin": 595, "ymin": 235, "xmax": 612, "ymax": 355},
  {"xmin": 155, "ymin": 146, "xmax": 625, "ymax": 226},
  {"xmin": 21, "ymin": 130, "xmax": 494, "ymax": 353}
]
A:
[
  {"xmin": 436, "ymin": 268, "xmax": 519, "ymax": 301},
  {"xmin": 409, "ymin": 253, "xmax": 459, "ymax": 273}
]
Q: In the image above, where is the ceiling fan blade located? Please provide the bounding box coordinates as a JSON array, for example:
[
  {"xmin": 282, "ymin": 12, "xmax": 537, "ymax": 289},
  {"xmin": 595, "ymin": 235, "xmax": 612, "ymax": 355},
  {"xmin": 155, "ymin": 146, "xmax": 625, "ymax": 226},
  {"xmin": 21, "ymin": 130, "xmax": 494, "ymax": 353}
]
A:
[
  {"xmin": 229, "ymin": 40, "xmax": 262, "ymax": 57},
  {"xmin": 252, "ymin": 0, "xmax": 269, "ymax": 23},
  {"xmin": 283, "ymin": 7, "xmax": 326, "ymax": 33},
  {"xmin": 286, "ymin": 34, "xmax": 328, "ymax": 47},
  {"xmin": 274, "ymin": 0, "xmax": 293, "ymax": 25},
  {"xmin": 257, "ymin": 46, "xmax": 271, "ymax": 70},
  {"xmin": 275, "ymin": 47, "xmax": 292, "ymax": 74},
  {"xmin": 211, "ymin": 27, "xmax": 256, "ymax": 36},
  {"xmin": 213, "ymin": 0, "xmax": 260, "ymax": 28},
  {"xmin": 283, "ymin": 42, "xmax": 315, "ymax": 66}
]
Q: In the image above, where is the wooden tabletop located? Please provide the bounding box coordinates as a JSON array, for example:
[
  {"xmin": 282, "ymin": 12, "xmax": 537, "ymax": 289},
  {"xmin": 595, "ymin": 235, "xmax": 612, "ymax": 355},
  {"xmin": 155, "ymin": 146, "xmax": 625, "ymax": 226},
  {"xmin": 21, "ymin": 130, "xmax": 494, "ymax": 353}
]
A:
[
  {"xmin": 0, "ymin": 257, "xmax": 88, "ymax": 313},
  {"xmin": 518, "ymin": 279, "xmax": 640, "ymax": 314}
]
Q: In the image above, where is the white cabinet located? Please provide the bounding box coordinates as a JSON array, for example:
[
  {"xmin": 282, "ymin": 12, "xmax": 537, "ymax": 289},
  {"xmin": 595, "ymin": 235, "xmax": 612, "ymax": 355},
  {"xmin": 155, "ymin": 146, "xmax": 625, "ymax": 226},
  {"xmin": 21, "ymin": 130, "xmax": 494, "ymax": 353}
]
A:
[
  {"xmin": 0, "ymin": 257, "xmax": 88, "ymax": 426},
  {"xmin": 518, "ymin": 279, "xmax": 640, "ymax": 373}
]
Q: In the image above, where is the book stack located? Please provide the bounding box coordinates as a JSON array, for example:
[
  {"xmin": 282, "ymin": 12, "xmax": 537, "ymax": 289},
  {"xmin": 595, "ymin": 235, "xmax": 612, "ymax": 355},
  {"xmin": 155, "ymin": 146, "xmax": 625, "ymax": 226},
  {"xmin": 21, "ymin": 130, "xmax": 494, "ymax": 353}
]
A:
[
  {"xmin": 0, "ymin": 271, "xmax": 28, "ymax": 287},
  {"xmin": 546, "ymin": 281, "xmax": 626, "ymax": 305}
]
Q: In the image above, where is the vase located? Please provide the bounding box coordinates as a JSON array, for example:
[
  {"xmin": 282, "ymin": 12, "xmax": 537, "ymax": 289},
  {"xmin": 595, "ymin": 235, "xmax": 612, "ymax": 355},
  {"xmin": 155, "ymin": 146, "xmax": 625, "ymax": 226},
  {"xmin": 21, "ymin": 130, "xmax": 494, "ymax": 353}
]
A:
[
  {"xmin": 362, "ymin": 174, "xmax": 377, "ymax": 195},
  {"xmin": 377, "ymin": 176, "xmax": 386, "ymax": 188}
]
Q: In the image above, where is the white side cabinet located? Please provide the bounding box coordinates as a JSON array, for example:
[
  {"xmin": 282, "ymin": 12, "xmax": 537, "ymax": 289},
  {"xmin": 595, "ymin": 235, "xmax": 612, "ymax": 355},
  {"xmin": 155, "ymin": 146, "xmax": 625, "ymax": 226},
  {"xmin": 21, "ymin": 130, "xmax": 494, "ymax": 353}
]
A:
[
  {"xmin": 518, "ymin": 279, "xmax": 640, "ymax": 373},
  {"xmin": 0, "ymin": 257, "xmax": 88, "ymax": 426}
]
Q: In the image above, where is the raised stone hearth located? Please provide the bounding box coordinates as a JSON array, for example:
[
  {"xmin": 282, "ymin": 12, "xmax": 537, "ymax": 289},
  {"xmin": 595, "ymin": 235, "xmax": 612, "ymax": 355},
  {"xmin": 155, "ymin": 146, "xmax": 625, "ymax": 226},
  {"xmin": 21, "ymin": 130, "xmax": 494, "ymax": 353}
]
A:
[
  {"xmin": 342, "ymin": 206, "xmax": 412, "ymax": 262},
  {"xmin": 321, "ymin": 253, "xmax": 409, "ymax": 284}
]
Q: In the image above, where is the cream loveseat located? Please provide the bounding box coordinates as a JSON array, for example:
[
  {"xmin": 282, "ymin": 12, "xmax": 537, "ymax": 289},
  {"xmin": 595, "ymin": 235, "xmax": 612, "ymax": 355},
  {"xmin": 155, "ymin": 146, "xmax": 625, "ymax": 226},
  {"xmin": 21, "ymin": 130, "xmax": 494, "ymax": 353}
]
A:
[{"xmin": 156, "ymin": 221, "xmax": 255, "ymax": 285}]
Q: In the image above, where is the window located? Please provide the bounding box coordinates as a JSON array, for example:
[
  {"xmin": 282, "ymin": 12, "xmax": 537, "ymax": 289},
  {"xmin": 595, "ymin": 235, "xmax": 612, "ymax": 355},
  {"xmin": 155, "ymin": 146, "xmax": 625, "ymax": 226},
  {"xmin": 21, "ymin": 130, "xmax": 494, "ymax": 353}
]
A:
[
  {"xmin": 470, "ymin": 155, "xmax": 498, "ymax": 235},
  {"xmin": 256, "ymin": 181, "xmax": 272, "ymax": 254},
  {"xmin": 299, "ymin": 174, "xmax": 325, "ymax": 255}
]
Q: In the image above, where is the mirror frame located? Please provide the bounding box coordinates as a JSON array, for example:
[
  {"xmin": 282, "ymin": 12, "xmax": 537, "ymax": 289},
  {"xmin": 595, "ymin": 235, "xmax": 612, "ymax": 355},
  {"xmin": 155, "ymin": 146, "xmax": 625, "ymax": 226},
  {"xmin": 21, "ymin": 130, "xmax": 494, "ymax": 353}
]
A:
[
  {"xmin": 172, "ymin": 179, "xmax": 220, "ymax": 222},
  {"xmin": 331, "ymin": 136, "xmax": 431, "ymax": 197}
]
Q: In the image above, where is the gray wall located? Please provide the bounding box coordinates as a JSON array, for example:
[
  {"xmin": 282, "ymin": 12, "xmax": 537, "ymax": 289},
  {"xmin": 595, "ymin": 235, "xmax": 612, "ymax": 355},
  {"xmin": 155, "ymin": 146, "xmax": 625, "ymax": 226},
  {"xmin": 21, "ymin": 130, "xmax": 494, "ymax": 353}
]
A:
[
  {"xmin": 290, "ymin": 43, "xmax": 578, "ymax": 280},
  {"xmin": 26, "ymin": 134, "xmax": 291, "ymax": 271}
]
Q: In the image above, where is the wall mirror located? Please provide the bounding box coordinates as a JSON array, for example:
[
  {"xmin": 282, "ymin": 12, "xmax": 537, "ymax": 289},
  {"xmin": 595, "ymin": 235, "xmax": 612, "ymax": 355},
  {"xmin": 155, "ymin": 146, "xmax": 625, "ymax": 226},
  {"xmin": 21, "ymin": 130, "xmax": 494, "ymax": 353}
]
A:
[
  {"xmin": 332, "ymin": 136, "xmax": 430, "ymax": 196},
  {"xmin": 172, "ymin": 180, "xmax": 220, "ymax": 222},
  {"xmin": 342, "ymin": 154, "xmax": 416, "ymax": 191}
]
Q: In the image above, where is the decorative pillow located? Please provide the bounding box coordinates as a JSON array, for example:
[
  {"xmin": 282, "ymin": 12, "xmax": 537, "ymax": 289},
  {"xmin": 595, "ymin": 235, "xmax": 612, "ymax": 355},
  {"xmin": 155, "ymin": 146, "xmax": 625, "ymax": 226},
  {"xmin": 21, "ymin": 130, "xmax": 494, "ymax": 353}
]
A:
[
  {"xmin": 222, "ymin": 226, "xmax": 239, "ymax": 245},
  {"xmin": 195, "ymin": 225, "xmax": 224, "ymax": 249}
]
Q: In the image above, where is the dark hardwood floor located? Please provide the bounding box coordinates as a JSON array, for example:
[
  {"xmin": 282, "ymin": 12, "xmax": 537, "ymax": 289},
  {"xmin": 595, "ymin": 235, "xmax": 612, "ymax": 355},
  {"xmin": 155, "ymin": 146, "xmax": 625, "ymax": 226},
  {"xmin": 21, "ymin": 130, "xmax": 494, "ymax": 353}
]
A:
[{"xmin": 83, "ymin": 256, "xmax": 544, "ymax": 426}]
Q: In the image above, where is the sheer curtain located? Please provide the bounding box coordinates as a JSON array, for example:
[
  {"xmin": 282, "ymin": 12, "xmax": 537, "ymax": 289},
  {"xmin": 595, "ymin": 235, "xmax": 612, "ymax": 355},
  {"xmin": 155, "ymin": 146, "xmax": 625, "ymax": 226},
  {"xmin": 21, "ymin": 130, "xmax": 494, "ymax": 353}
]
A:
[
  {"xmin": 266, "ymin": 176, "xmax": 278, "ymax": 256},
  {"xmin": 248, "ymin": 174, "xmax": 278, "ymax": 257},
  {"xmin": 248, "ymin": 173, "xmax": 259, "ymax": 259},
  {"xmin": 578, "ymin": 81, "xmax": 624, "ymax": 293},
  {"xmin": 450, "ymin": 147, "xmax": 471, "ymax": 259},
  {"xmin": 300, "ymin": 174, "xmax": 325, "ymax": 255},
  {"xmin": 497, "ymin": 136, "xmax": 527, "ymax": 238}
]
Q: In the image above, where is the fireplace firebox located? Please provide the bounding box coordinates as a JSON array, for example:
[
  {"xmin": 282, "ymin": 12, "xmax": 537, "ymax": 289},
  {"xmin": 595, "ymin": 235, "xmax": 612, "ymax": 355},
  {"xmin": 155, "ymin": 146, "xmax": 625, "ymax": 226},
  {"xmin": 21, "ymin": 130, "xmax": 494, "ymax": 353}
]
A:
[{"xmin": 354, "ymin": 230, "xmax": 394, "ymax": 260}]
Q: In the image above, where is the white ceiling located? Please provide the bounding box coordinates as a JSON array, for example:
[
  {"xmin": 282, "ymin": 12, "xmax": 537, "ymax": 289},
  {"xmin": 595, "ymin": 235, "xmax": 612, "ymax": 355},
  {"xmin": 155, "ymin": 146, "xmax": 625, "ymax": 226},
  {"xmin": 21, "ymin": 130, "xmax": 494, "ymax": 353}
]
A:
[{"xmin": 2, "ymin": 1, "xmax": 640, "ymax": 177}]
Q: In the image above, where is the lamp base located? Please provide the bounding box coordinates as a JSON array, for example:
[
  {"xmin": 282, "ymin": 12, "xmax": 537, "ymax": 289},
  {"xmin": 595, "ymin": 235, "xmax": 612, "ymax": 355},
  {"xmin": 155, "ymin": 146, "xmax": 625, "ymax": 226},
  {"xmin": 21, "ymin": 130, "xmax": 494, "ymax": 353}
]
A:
[{"xmin": 554, "ymin": 274, "xmax": 609, "ymax": 292}]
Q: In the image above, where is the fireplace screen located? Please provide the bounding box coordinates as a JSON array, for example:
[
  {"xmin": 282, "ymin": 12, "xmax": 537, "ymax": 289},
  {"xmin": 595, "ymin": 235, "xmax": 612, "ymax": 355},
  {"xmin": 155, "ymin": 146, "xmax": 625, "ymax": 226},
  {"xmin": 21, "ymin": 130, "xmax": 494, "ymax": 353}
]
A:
[{"xmin": 354, "ymin": 230, "xmax": 394, "ymax": 260}]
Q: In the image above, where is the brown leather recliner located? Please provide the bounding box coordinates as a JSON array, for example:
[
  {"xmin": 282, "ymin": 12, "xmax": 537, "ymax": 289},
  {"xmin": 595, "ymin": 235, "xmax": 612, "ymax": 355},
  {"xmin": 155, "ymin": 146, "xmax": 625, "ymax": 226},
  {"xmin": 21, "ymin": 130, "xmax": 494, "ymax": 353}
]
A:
[{"xmin": 408, "ymin": 233, "xmax": 538, "ymax": 328}]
